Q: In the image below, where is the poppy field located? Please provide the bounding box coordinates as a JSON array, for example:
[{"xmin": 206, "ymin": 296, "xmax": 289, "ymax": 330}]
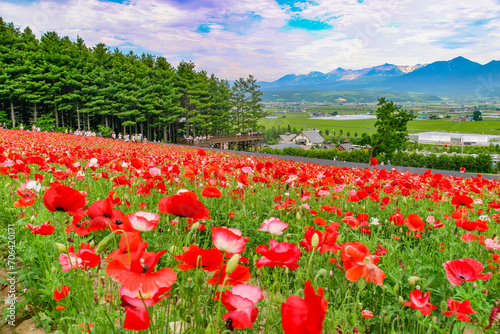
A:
[{"xmin": 1, "ymin": 129, "xmax": 499, "ymax": 334}]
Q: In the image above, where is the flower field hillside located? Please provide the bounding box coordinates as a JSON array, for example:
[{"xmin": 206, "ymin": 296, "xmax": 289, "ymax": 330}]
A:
[{"xmin": 0, "ymin": 129, "xmax": 499, "ymax": 334}]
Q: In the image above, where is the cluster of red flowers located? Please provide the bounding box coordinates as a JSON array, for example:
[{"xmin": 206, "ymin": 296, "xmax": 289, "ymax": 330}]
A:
[{"xmin": 3, "ymin": 129, "xmax": 499, "ymax": 332}]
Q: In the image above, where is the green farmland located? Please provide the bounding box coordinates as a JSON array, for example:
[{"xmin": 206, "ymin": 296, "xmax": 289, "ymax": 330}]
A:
[{"xmin": 260, "ymin": 113, "xmax": 500, "ymax": 136}]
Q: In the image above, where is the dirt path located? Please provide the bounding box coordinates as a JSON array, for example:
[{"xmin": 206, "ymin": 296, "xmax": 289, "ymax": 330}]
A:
[{"xmin": 0, "ymin": 268, "xmax": 49, "ymax": 334}]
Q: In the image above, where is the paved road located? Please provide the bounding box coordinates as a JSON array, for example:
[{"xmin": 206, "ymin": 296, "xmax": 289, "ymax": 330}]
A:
[{"xmin": 167, "ymin": 143, "xmax": 500, "ymax": 180}]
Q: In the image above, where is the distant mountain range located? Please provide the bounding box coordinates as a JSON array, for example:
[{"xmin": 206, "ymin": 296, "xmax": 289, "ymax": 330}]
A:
[{"xmin": 259, "ymin": 57, "xmax": 500, "ymax": 101}]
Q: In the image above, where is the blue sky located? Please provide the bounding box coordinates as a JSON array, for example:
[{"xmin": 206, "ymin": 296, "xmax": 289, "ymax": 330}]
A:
[{"xmin": 1, "ymin": 0, "xmax": 500, "ymax": 81}]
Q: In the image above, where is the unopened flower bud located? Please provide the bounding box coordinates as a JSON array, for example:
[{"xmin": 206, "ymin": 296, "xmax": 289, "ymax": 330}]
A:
[
  {"xmin": 30, "ymin": 216, "xmax": 36, "ymax": 224},
  {"xmin": 89, "ymin": 240, "xmax": 95, "ymax": 249},
  {"xmin": 384, "ymin": 314, "xmax": 391, "ymax": 324},
  {"xmin": 296, "ymin": 212, "xmax": 301, "ymax": 221},
  {"xmin": 408, "ymin": 276, "xmax": 421, "ymax": 287},
  {"xmin": 472, "ymin": 283, "xmax": 478, "ymax": 289},
  {"xmin": 440, "ymin": 300, "xmax": 448, "ymax": 313},
  {"xmin": 190, "ymin": 222, "xmax": 200, "ymax": 231},
  {"xmin": 226, "ymin": 254, "xmax": 240, "ymax": 275},
  {"xmin": 398, "ymin": 296, "xmax": 405, "ymax": 306},
  {"xmin": 317, "ymin": 268, "xmax": 327, "ymax": 277},
  {"xmin": 169, "ymin": 245, "xmax": 177, "ymax": 254},
  {"xmin": 55, "ymin": 243, "xmax": 68, "ymax": 253},
  {"xmin": 96, "ymin": 233, "xmax": 116, "ymax": 255},
  {"xmin": 51, "ymin": 266, "xmax": 57, "ymax": 274},
  {"xmin": 393, "ymin": 283, "xmax": 399, "ymax": 294},
  {"xmin": 311, "ymin": 233, "xmax": 319, "ymax": 249}
]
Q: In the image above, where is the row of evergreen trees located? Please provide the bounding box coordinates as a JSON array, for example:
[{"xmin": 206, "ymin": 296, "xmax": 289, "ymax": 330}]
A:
[{"xmin": 0, "ymin": 18, "xmax": 266, "ymax": 142}]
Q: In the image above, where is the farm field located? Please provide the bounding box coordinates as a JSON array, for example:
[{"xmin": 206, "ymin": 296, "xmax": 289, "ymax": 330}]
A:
[
  {"xmin": 260, "ymin": 112, "xmax": 500, "ymax": 136},
  {"xmin": 0, "ymin": 129, "xmax": 499, "ymax": 333}
]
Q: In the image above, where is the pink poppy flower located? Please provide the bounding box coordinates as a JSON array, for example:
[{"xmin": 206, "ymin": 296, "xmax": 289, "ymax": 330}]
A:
[
  {"xmin": 257, "ymin": 217, "xmax": 289, "ymax": 235},
  {"xmin": 124, "ymin": 211, "xmax": 161, "ymax": 231},
  {"xmin": 443, "ymin": 258, "xmax": 492, "ymax": 286},
  {"xmin": 211, "ymin": 227, "xmax": 247, "ymax": 254},
  {"xmin": 220, "ymin": 284, "xmax": 263, "ymax": 329}
]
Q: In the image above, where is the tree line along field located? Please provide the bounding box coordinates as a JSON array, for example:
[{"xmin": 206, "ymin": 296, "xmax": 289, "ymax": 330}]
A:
[{"xmin": 260, "ymin": 112, "xmax": 500, "ymax": 136}]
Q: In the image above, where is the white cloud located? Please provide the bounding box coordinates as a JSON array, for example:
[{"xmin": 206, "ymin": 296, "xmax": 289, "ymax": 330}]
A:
[{"xmin": 1, "ymin": 0, "xmax": 500, "ymax": 81}]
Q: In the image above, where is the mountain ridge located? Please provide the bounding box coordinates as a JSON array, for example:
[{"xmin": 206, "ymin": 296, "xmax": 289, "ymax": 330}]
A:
[{"xmin": 259, "ymin": 57, "xmax": 500, "ymax": 98}]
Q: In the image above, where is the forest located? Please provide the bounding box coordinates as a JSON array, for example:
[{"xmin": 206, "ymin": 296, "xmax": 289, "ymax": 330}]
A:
[{"xmin": 0, "ymin": 18, "xmax": 265, "ymax": 142}]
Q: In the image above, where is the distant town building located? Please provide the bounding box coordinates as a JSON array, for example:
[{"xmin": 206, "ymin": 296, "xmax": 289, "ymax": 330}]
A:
[
  {"xmin": 277, "ymin": 133, "xmax": 297, "ymax": 143},
  {"xmin": 294, "ymin": 130, "xmax": 325, "ymax": 146}
]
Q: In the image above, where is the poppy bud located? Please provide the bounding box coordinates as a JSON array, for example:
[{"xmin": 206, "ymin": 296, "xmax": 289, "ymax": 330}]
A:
[
  {"xmin": 398, "ymin": 296, "xmax": 405, "ymax": 306},
  {"xmin": 317, "ymin": 268, "xmax": 327, "ymax": 277},
  {"xmin": 416, "ymin": 285, "xmax": 421, "ymax": 290},
  {"xmin": 195, "ymin": 271, "xmax": 205, "ymax": 286},
  {"xmin": 89, "ymin": 240, "xmax": 95, "ymax": 249},
  {"xmin": 440, "ymin": 300, "xmax": 448, "ymax": 313},
  {"xmin": 416, "ymin": 311, "xmax": 422, "ymax": 319},
  {"xmin": 296, "ymin": 212, "xmax": 301, "ymax": 220},
  {"xmin": 205, "ymin": 324, "xmax": 216, "ymax": 334},
  {"xmin": 169, "ymin": 245, "xmax": 177, "ymax": 254},
  {"xmin": 30, "ymin": 216, "xmax": 36, "ymax": 224},
  {"xmin": 384, "ymin": 314, "xmax": 391, "ymax": 324},
  {"xmin": 472, "ymin": 283, "xmax": 478, "ymax": 289},
  {"xmin": 393, "ymin": 283, "xmax": 399, "ymax": 294},
  {"xmin": 55, "ymin": 243, "xmax": 68, "ymax": 253},
  {"xmin": 311, "ymin": 233, "xmax": 319, "ymax": 249},
  {"xmin": 51, "ymin": 266, "xmax": 57, "ymax": 274},
  {"xmin": 408, "ymin": 276, "xmax": 421, "ymax": 287},
  {"xmin": 226, "ymin": 254, "xmax": 240, "ymax": 275},
  {"xmin": 285, "ymin": 233, "xmax": 291, "ymax": 238},
  {"xmin": 190, "ymin": 222, "xmax": 200, "ymax": 231},
  {"xmin": 96, "ymin": 233, "xmax": 116, "ymax": 255},
  {"xmin": 399, "ymin": 228, "xmax": 403, "ymax": 234}
]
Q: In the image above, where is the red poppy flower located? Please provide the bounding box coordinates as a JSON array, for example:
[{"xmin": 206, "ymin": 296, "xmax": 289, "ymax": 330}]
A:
[
  {"xmin": 14, "ymin": 188, "xmax": 37, "ymax": 208},
  {"xmin": 389, "ymin": 212, "xmax": 404, "ymax": 226},
  {"xmin": 362, "ymin": 310, "xmax": 373, "ymax": 318},
  {"xmin": 201, "ymin": 185, "xmax": 222, "ymax": 198},
  {"xmin": 211, "ymin": 227, "xmax": 247, "ymax": 254},
  {"xmin": 340, "ymin": 242, "xmax": 385, "ymax": 285},
  {"xmin": 106, "ymin": 232, "xmax": 155, "ymax": 265},
  {"xmin": 281, "ymin": 280, "xmax": 328, "ymax": 334},
  {"xmin": 207, "ymin": 264, "xmax": 251, "ymax": 286},
  {"xmin": 106, "ymin": 241, "xmax": 177, "ymax": 293},
  {"xmin": 452, "ymin": 195, "xmax": 474, "ymax": 208},
  {"xmin": 486, "ymin": 301, "xmax": 500, "ymax": 329},
  {"xmin": 24, "ymin": 221, "xmax": 55, "ymax": 235},
  {"xmin": 76, "ymin": 323, "xmax": 93, "ymax": 333},
  {"xmin": 370, "ymin": 158, "xmax": 378, "ymax": 166},
  {"xmin": 299, "ymin": 230, "xmax": 323, "ymax": 252},
  {"xmin": 159, "ymin": 190, "xmax": 208, "ymax": 219},
  {"xmin": 443, "ymin": 258, "xmax": 492, "ymax": 286},
  {"xmin": 404, "ymin": 214, "xmax": 425, "ymax": 232},
  {"xmin": 120, "ymin": 284, "xmax": 172, "ymax": 331},
  {"xmin": 460, "ymin": 233, "xmax": 478, "ymax": 242},
  {"xmin": 123, "ymin": 306, "xmax": 150, "ymax": 331},
  {"xmin": 54, "ymin": 285, "xmax": 70, "ymax": 301},
  {"xmin": 313, "ymin": 217, "xmax": 327, "ymax": 226},
  {"xmin": 256, "ymin": 239, "xmax": 302, "ymax": 270},
  {"xmin": 442, "ymin": 298, "xmax": 477, "ymax": 322},
  {"xmin": 59, "ymin": 243, "xmax": 101, "ymax": 272},
  {"xmin": 43, "ymin": 183, "xmax": 86, "ymax": 216},
  {"xmin": 220, "ymin": 284, "xmax": 263, "ymax": 329},
  {"xmin": 175, "ymin": 245, "xmax": 223, "ymax": 271},
  {"xmin": 320, "ymin": 225, "xmax": 340, "ymax": 254},
  {"xmin": 404, "ymin": 289, "xmax": 436, "ymax": 315}
]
